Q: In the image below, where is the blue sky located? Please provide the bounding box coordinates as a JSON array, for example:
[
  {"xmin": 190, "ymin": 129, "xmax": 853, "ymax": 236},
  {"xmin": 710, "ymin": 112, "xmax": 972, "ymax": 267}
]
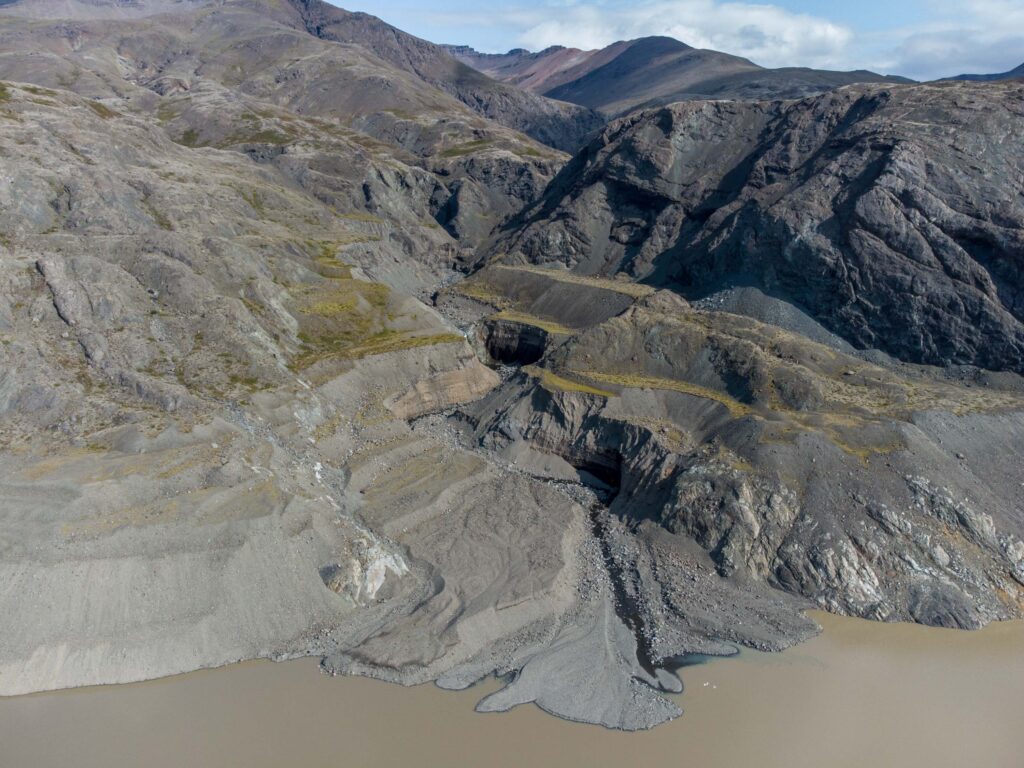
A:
[{"xmin": 334, "ymin": 0, "xmax": 1024, "ymax": 80}]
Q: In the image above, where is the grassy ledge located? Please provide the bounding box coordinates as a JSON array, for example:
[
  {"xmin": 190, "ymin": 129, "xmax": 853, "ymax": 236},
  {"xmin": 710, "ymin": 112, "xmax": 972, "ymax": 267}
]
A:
[
  {"xmin": 525, "ymin": 366, "xmax": 616, "ymax": 398},
  {"xmin": 491, "ymin": 310, "xmax": 575, "ymax": 335},
  {"xmin": 574, "ymin": 370, "xmax": 753, "ymax": 417},
  {"xmin": 493, "ymin": 264, "xmax": 656, "ymax": 299}
]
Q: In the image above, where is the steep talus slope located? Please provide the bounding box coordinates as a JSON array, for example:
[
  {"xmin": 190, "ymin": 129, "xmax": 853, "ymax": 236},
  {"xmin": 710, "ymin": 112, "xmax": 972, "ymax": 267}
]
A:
[
  {"xmin": 489, "ymin": 81, "xmax": 1024, "ymax": 373},
  {"xmin": 450, "ymin": 36, "xmax": 910, "ymax": 116}
]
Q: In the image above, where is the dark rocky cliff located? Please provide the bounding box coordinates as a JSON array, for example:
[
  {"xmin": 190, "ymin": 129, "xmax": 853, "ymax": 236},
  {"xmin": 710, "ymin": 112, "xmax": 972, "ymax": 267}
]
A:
[{"xmin": 489, "ymin": 81, "xmax": 1024, "ymax": 373}]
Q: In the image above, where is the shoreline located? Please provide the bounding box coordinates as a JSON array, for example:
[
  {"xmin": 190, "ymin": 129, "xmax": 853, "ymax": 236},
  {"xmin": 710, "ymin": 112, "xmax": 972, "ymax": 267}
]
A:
[{"xmin": 3, "ymin": 612, "xmax": 1023, "ymax": 766}]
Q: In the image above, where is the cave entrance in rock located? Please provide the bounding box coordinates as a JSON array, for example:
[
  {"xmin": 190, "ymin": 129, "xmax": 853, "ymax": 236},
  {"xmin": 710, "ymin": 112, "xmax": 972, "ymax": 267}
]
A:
[{"xmin": 483, "ymin": 322, "xmax": 548, "ymax": 366}]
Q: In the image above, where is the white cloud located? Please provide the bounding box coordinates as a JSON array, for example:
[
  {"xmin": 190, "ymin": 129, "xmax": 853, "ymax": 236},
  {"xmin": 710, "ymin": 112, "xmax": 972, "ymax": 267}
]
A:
[
  {"xmin": 475, "ymin": 1, "xmax": 856, "ymax": 69},
  {"xmin": 867, "ymin": 1, "xmax": 1024, "ymax": 79}
]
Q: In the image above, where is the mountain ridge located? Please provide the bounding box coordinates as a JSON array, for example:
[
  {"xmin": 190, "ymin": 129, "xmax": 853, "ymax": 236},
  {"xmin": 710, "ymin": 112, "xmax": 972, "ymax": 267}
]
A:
[
  {"xmin": 283, "ymin": 0, "xmax": 604, "ymax": 150},
  {"xmin": 952, "ymin": 61, "xmax": 1024, "ymax": 82},
  {"xmin": 447, "ymin": 36, "xmax": 912, "ymax": 115}
]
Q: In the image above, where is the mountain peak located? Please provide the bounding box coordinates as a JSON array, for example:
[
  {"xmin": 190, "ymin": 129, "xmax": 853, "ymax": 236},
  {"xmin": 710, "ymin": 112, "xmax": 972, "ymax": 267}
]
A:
[
  {"xmin": 457, "ymin": 31, "xmax": 909, "ymax": 116},
  {"xmin": 623, "ymin": 35, "xmax": 693, "ymax": 51}
]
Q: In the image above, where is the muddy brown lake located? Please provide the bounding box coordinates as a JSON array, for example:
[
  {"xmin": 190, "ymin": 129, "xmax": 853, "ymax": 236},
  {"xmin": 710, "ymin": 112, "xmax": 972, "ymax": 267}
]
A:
[{"xmin": 2, "ymin": 612, "xmax": 1023, "ymax": 768}]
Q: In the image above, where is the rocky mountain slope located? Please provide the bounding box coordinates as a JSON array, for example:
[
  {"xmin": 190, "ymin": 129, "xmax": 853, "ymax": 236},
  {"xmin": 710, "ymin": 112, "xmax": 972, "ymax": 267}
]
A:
[
  {"xmin": 0, "ymin": 0, "xmax": 602, "ymax": 152},
  {"xmin": 486, "ymin": 81, "xmax": 1024, "ymax": 373},
  {"xmin": 447, "ymin": 37, "xmax": 910, "ymax": 116},
  {"xmin": 279, "ymin": 0, "xmax": 603, "ymax": 151},
  {"xmin": 0, "ymin": 0, "xmax": 587, "ymax": 271},
  {"xmin": 444, "ymin": 263, "xmax": 1024, "ymax": 633},
  {"xmin": 0, "ymin": 0, "xmax": 1022, "ymax": 735}
]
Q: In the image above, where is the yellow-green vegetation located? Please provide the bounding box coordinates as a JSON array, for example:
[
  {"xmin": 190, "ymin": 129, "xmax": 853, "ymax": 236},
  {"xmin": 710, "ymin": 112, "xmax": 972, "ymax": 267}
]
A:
[
  {"xmin": 492, "ymin": 264, "xmax": 657, "ymax": 298},
  {"xmin": 343, "ymin": 331, "xmax": 463, "ymax": 360},
  {"xmin": 222, "ymin": 128, "xmax": 295, "ymax": 146},
  {"xmin": 336, "ymin": 230, "xmax": 382, "ymax": 246},
  {"xmin": 227, "ymin": 372, "xmax": 270, "ymax": 392},
  {"xmin": 86, "ymin": 100, "xmax": 118, "ymax": 120},
  {"xmin": 0, "ymin": 83, "xmax": 10, "ymax": 103},
  {"xmin": 491, "ymin": 310, "xmax": 574, "ymax": 335},
  {"xmin": 213, "ymin": 111, "xmax": 298, "ymax": 147},
  {"xmin": 156, "ymin": 102, "xmax": 181, "ymax": 123},
  {"xmin": 826, "ymin": 432, "xmax": 905, "ymax": 465},
  {"xmin": 633, "ymin": 307, "xmax": 1024, "ymax": 421},
  {"xmin": 290, "ymin": 276, "xmax": 389, "ymax": 370},
  {"xmin": 56, "ymin": 68, "xmax": 81, "ymax": 89},
  {"xmin": 342, "ymin": 132, "xmax": 392, "ymax": 153},
  {"xmin": 289, "ymin": 271, "xmax": 459, "ymax": 370},
  {"xmin": 239, "ymin": 188, "xmax": 267, "ymax": 216},
  {"xmin": 178, "ymin": 128, "xmax": 201, "ymax": 147},
  {"xmin": 630, "ymin": 418, "xmax": 690, "ymax": 452},
  {"xmin": 353, "ymin": 391, "xmax": 394, "ymax": 428},
  {"xmin": 305, "ymin": 298, "xmax": 359, "ymax": 316},
  {"xmin": 451, "ymin": 279, "xmax": 514, "ymax": 308},
  {"xmin": 516, "ymin": 145, "xmax": 546, "ymax": 159},
  {"xmin": 142, "ymin": 197, "xmax": 173, "ymax": 231},
  {"xmin": 814, "ymin": 370, "xmax": 1024, "ymax": 419},
  {"xmin": 439, "ymin": 138, "xmax": 494, "ymax": 158},
  {"xmin": 575, "ymin": 370, "xmax": 753, "ymax": 417},
  {"xmin": 525, "ymin": 366, "xmax": 616, "ymax": 398},
  {"xmin": 21, "ymin": 85, "xmax": 57, "ymax": 97},
  {"xmin": 306, "ymin": 240, "xmax": 354, "ymax": 279}
]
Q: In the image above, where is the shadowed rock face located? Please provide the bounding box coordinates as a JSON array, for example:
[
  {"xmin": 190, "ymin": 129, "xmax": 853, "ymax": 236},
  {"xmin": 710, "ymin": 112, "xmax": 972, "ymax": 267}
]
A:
[
  {"xmin": 448, "ymin": 36, "xmax": 911, "ymax": 117},
  {"xmin": 489, "ymin": 81, "xmax": 1024, "ymax": 373}
]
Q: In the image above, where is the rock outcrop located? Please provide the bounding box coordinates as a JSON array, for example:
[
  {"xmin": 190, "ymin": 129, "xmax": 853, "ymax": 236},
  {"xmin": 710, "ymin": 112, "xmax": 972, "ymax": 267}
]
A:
[
  {"xmin": 488, "ymin": 81, "xmax": 1024, "ymax": 373},
  {"xmin": 451, "ymin": 266, "xmax": 1024, "ymax": 633}
]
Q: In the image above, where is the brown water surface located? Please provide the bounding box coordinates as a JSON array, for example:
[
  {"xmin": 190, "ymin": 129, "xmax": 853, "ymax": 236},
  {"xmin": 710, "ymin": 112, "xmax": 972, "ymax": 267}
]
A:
[{"xmin": 2, "ymin": 612, "xmax": 1023, "ymax": 768}]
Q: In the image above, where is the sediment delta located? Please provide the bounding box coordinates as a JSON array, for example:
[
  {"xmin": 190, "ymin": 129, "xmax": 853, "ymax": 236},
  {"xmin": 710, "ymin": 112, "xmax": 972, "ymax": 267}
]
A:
[{"xmin": 0, "ymin": 0, "xmax": 1022, "ymax": 734}]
